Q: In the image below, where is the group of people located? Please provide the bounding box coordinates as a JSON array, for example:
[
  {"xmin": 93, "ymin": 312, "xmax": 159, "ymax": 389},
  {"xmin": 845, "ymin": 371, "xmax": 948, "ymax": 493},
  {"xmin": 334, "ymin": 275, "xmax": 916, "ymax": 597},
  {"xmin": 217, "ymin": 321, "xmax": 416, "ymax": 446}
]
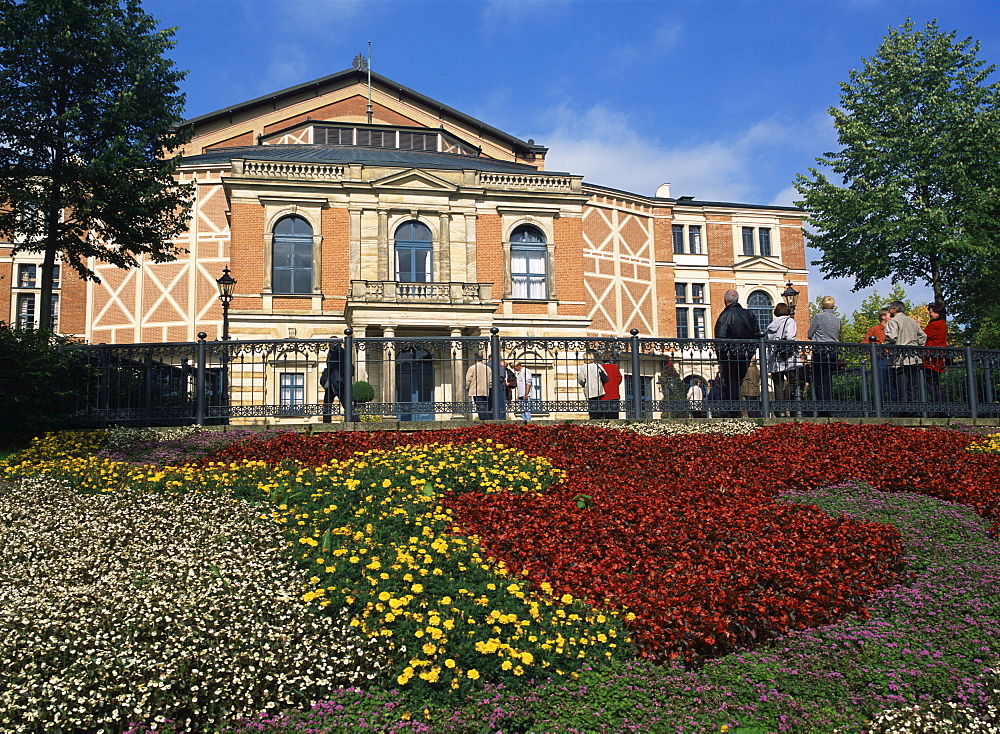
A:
[
  {"xmin": 465, "ymin": 351, "xmax": 626, "ymax": 421},
  {"xmin": 699, "ymin": 288, "xmax": 949, "ymax": 417},
  {"xmin": 464, "ymin": 354, "xmax": 535, "ymax": 421}
]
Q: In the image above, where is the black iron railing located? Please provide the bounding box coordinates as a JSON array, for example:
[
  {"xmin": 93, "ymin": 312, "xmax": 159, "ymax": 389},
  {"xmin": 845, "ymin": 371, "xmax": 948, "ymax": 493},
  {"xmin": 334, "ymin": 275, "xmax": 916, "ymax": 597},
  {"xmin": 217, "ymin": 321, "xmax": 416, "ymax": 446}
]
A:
[{"xmin": 62, "ymin": 329, "xmax": 1000, "ymax": 426}]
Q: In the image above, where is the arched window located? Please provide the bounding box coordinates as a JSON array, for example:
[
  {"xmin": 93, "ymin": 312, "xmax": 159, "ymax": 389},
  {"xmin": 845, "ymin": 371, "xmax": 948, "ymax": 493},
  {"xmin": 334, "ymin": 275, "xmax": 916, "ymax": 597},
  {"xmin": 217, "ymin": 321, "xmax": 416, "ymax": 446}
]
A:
[
  {"xmin": 748, "ymin": 290, "xmax": 773, "ymax": 335},
  {"xmin": 272, "ymin": 216, "xmax": 313, "ymax": 294},
  {"xmin": 510, "ymin": 225, "xmax": 547, "ymax": 299},
  {"xmin": 395, "ymin": 221, "xmax": 432, "ymax": 283}
]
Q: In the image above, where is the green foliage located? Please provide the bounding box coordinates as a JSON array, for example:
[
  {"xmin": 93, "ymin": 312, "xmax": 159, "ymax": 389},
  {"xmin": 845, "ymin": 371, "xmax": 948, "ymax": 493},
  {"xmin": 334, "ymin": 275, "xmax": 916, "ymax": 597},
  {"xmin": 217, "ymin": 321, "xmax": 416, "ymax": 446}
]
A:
[
  {"xmin": 0, "ymin": 0, "xmax": 193, "ymax": 328},
  {"xmin": 796, "ymin": 19, "xmax": 1000, "ymax": 333},
  {"xmin": 351, "ymin": 380, "xmax": 375, "ymax": 403},
  {"xmin": 0, "ymin": 326, "xmax": 88, "ymax": 433}
]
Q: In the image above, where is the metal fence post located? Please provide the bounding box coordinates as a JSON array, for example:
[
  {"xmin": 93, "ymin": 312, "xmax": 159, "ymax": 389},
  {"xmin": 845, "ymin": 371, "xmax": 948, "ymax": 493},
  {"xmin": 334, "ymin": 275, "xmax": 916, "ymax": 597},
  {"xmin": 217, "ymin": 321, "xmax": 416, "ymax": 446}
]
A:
[
  {"xmin": 757, "ymin": 336, "xmax": 770, "ymax": 419},
  {"xmin": 965, "ymin": 341, "xmax": 979, "ymax": 420},
  {"xmin": 343, "ymin": 328, "xmax": 355, "ymax": 421},
  {"xmin": 869, "ymin": 336, "xmax": 883, "ymax": 419},
  {"xmin": 195, "ymin": 332, "xmax": 207, "ymax": 426},
  {"xmin": 489, "ymin": 327, "xmax": 503, "ymax": 420},
  {"xmin": 630, "ymin": 329, "xmax": 642, "ymax": 419}
]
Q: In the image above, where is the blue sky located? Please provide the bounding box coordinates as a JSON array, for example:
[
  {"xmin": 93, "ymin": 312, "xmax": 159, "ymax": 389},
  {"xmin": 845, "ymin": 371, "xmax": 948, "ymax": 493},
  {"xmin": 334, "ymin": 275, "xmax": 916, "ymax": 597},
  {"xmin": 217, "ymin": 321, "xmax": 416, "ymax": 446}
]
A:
[{"xmin": 143, "ymin": 0, "xmax": 1000, "ymax": 317}]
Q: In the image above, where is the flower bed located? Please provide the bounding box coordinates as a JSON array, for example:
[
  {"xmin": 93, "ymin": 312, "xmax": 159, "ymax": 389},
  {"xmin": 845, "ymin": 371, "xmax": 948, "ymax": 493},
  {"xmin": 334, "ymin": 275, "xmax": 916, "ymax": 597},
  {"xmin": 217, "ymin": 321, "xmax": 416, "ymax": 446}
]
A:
[{"xmin": 4, "ymin": 421, "xmax": 1000, "ymax": 733}]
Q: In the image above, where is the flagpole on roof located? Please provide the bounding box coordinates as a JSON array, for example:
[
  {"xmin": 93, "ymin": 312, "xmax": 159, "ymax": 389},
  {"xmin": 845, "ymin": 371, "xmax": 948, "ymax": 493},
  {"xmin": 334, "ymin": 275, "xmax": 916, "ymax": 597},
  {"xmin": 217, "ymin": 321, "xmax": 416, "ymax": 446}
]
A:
[{"xmin": 366, "ymin": 41, "xmax": 372, "ymax": 124}]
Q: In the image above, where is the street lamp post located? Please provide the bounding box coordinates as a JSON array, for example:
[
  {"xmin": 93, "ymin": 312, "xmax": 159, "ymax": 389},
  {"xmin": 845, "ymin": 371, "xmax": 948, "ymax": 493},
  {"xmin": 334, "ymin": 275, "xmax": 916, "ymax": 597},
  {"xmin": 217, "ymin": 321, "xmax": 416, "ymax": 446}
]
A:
[
  {"xmin": 216, "ymin": 268, "xmax": 236, "ymax": 340},
  {"xmin": 781, "ymin": 281, "xmax": 800, "ymax": 316},
  {"xmin": 215, "ymin": 268, "xmax": 236, "ymax": 425}
]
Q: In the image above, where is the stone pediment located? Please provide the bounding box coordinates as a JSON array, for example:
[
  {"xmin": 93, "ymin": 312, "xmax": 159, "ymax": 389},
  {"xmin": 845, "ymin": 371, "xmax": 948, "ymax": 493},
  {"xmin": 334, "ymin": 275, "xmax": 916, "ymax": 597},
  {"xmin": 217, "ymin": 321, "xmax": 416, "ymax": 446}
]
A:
[
  {"xmin": 732, "ymin": 256, "xmax": 787, "ymax": 273},
  {"xmin": 371, "ymin": 168, "xmax": 458, "ymax": 192}
]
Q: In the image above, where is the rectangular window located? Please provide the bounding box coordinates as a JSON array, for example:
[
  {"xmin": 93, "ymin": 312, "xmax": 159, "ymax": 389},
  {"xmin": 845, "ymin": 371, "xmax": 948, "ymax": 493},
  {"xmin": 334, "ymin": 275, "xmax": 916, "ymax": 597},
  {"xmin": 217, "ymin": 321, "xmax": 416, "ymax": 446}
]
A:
[
  {"xmin": 16, "ymin": 293, "xmax": 34, "ymax": 328},
  {"xmin": 688, "ymin": 225, "xmax": 702, "ymax": 255},
  {"xmin": 279, "ymin": 373, "xmax": 305, "ymax": 406},
  {"xmin": 742, "ymin": 227, "xmax": 755, "ymax": 256},
  {"xmin": 672, "ymin": 224, "xmax": 684, "ymax": 254},
  {"xmin": 675, "ymin": 282, "xmax": 687, "ymax": 303},
  {"xmin": 511, "ymin": 247, "xmax": 546, "ymax": 299},
  {"xmin": 52, "ymin": 264, "xmax": 60, "ymax": 289},
  {"xmin": 759, "ymin": 228, "xmax": 772, "ymax": 257},
  {"xmin": 531, "ymin": 374, "xmax": 542, "ymax": 401},
  {"xmin": 693, "ymin": 308, "xmax": 706, "ymax": 339},
  {"xmin": 49, "ymin": 294, "xmax": 59, "ymax": 331},
  {"xmin": 676, "ymin": 307, "xmax": 689, "ymax": 339},
  {"xmin": 18, "ymin": 264, "xmax": 36, "ymax": 288},
  {"xmin": 691, "ymin": 283, "xmax": 704, "ymax": 303}
]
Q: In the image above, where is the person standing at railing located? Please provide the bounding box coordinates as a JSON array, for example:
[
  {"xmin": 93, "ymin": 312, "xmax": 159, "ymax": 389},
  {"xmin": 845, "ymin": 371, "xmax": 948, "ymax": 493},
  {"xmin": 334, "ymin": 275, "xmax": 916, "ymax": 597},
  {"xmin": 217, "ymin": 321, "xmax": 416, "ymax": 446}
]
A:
[
  {"xmin": 321, "ymin": 337, "xmax": 358, "ymax": 422},
  {"xmin": 922, "ymin": 301, "xmax": 948, "ymax": 408},
  {"xmin": 740, "ymin": 357, "xmax": 761, "ymax": 417},
  {"xmin": 465, "ymin": 353, "xmax": 492, "ymax": 420},
  {"xmin": 513, "ymin": 360, "xmax": 534, "ymax": 421},
  {"xmin": 864, "ymin": 309, "xmax": 896, "ymax": 406},
  {"xmin": 599, "ymin": 353, "xmax": 623, "ymax": 419},
  {"xmin": 687, "ymin": 377, "xmax": 706, "ymax": 417},
  {"xmin": 765, "ymin": 302, "xmax": 802, "ymax": 417},
  {"xmin": 713, "ymin": 289, "xmax": 760, "ymax": 418},
  {"xmin": 884, "ymin": 300, "xmax": 927, "ymax": 415},
  {"xmin": 807, "ymin": 296, "xmax": 842, "ymax": 416},
  {"xmin": 577, "ymin": 351, "xmax": 607, "ymax": 419}
]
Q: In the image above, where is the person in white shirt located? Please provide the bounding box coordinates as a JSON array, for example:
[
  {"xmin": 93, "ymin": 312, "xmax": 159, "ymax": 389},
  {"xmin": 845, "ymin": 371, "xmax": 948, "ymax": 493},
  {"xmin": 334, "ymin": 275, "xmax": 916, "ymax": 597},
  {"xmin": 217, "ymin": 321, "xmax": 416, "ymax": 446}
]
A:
[{"xmin": 513, "ymin": 361, "xmax": 533, "ymax": 421}]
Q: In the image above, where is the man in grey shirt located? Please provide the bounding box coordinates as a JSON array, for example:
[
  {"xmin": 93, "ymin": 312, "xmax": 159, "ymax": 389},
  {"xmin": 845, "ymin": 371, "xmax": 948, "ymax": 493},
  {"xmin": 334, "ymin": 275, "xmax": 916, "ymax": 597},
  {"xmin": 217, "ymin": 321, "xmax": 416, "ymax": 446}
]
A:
[
  {"xmin": 884, "ymin": 300, "xmax": 927, "ymax": 413},
  {"xmin": 807, "ymin": 296, "xmax": 842, "ymax": 414}
]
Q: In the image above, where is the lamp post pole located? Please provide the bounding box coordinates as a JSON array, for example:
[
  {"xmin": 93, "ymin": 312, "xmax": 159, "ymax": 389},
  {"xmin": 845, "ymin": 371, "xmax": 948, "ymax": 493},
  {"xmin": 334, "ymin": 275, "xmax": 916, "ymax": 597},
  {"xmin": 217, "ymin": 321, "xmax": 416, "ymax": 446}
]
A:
[{"xmin": 215, "ymin": 268, "xmax": 237, "ymax": 424}]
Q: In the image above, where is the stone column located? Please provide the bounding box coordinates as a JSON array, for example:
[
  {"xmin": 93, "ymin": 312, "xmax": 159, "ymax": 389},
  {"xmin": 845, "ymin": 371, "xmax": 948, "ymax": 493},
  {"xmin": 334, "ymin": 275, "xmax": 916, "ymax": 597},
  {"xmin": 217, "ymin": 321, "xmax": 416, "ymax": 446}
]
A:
[
  {"xmin": 377, "ymin": 209, "xmax": 389, "ymax": 281},
  {"xmin": 438, "ymin": 212, "xmax": 451, "ymax": 283}
]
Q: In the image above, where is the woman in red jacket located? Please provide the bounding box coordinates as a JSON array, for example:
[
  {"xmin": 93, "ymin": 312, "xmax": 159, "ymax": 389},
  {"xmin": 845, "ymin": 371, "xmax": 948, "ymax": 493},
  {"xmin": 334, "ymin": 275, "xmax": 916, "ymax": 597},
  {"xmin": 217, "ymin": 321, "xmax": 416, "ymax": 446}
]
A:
[
  {"xmin": 600, "ymin": 354, "xmax": 624, "ymax": 419},
  {"xmin": 922, "ymin": 301, "xmax": 947, "ymax": 405}
]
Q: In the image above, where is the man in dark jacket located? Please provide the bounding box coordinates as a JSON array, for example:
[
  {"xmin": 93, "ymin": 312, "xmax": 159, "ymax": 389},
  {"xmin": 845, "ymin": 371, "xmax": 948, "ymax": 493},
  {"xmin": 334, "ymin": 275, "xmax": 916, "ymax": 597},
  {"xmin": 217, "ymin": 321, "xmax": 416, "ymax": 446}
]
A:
[{"xmin": 713, "ymin": 289, "xmax": 759, "ymax": 417}]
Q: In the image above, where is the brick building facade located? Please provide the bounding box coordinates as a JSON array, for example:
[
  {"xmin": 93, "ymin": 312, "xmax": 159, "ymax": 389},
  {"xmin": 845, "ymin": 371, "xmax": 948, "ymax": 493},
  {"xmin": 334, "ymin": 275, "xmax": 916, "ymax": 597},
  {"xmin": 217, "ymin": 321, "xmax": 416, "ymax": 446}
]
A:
[{"xmin": 1, "ymin": 68, "xmax": 809, "ymax": 351}]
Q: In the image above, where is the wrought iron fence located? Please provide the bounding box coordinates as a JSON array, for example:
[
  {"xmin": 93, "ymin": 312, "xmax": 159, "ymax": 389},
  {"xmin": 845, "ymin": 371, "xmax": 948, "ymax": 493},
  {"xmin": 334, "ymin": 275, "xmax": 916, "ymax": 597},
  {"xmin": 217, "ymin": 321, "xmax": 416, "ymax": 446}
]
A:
[{"xmin": 63, "ymin": 329, "xmax": 1000, "ymax": 426}]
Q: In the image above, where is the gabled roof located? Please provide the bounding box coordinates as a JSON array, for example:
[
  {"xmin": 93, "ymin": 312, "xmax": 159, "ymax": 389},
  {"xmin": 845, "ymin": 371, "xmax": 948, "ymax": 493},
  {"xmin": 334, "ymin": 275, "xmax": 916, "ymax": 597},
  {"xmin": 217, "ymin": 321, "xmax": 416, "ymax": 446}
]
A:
[{"xmin": 181, "ymin": 68, "xmax": 548, "ymax": 159}]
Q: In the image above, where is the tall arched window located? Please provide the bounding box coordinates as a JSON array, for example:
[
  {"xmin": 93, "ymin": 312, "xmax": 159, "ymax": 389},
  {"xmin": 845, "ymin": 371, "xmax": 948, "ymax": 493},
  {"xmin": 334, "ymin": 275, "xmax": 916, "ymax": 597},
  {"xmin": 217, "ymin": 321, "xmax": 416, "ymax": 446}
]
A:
[
  {"xmin": 510, "ymin": 225, "xmax": 547, "ymax": 299},
  {"xmin": 272, "ymin": 216, "xmax": 313, "ymax": 294},
  {"xmin": 395, "ymin": 221, "xmax": 432, "ymax": 283},
  {"xmin": 748, "ymin": 290, "xmax": 773, "ymax": 335}
]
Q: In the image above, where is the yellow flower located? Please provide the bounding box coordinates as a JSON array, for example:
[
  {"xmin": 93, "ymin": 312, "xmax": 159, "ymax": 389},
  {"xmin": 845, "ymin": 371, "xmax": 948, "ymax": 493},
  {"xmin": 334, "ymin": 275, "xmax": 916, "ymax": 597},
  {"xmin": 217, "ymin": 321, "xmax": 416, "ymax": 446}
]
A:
[
  {"xmin": 466, "ymin": 668, "xmax": 480, "ymax": 680},
  {"xmin": 560, "ymin": 593, "xmax": 573, "ymax": 604},
  {"xmin": 411, "ymin": 583, "xmax": 424, "ymax": 593}
]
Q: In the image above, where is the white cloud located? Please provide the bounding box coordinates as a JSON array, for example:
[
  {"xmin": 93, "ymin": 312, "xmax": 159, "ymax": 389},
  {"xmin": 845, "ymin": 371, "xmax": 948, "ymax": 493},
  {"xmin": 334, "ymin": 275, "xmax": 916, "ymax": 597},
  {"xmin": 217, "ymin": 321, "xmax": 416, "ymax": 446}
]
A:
[{"xmin": 539, "ymin": 104, "xmax": 830, "ymax": 202}]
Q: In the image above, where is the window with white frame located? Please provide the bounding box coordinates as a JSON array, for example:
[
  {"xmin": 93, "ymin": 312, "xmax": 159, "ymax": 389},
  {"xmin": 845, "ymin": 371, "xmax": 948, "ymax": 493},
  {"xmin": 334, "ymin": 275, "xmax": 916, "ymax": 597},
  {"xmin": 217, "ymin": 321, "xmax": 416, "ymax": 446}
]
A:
[
  {"xmin": 279, "ymin": 373, "xmax": 305, "ymax": 406},
  {"xmin": 748, "ymin": 290, "xmax": 773, "ymax": 335},
  {"xmin": 16, "ymin": 293, "xmax": 34, "ymax": 329},
  {"xmin": 672, "ymin": 224, "xmax": 704, "ymax": 255},
  {"xmin": 675, "ymin": 283, "xmax": 687, "ymax": 303},
  {"xmin": 510, "ymin": 225, "xmax": 547, "ymax": 299},
  {"xmin": 272, "ymin": 215, "xmax": 314, "ymax": 294},
  {"xmin": 741, "ymin": 227, "xmax": 774, "ymax": 257},
  {"xmin": 688, "ymin": 225, "xmax": 702, "ymax": 254},
  {"xmin": 18, "ymin": 264, "xmax": 36, "ymax": 288},
  {"xmin": 693, "ymin": 308, "xmax": 707, "ymax": 338},
  {"xmin": 676, "ymin": 307, "xmax": 689, "ymax": 339},
  {"xmin": 691, "ymin": 283, "xmax": 704, "ymax": 303}
]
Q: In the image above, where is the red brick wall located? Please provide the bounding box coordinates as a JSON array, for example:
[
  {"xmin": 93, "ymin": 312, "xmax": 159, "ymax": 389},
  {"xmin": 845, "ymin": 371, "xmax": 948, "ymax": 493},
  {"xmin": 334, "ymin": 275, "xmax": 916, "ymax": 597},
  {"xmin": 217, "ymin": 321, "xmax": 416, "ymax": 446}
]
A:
[
  {"xmin": 229, "ymin": 200, "xmax": 264, "ymax": 310},
  {"xmin": 59, "ymin": 259, "xmax": 87, "ymax": 336},
  {"xmin": 553, "ymin": 217, "xmax": 585, "ymax": 317},
  {"xmin": 321, "ymin": 207, "xmax": 350, "ymax": 313},
  {"xmin": 204, "ymin": 130, "xmax": 254, "ymax": 152},
  {"xmin": 476, "ymin": 214, "xmax": 503, "ymax": 312},
  {"xmin": 262, "ymin": 96, "xmax": 421, "ymax": 134}
]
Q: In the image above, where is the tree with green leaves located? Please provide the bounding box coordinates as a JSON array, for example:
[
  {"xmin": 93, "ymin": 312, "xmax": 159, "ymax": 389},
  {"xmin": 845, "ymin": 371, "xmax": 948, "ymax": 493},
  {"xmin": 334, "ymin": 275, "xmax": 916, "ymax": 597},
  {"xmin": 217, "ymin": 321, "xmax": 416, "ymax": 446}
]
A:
[
  {"xmin": 0, "ymin": 0, "xmax": 192, "ymax": 331},
  {"xmin": 796, "ymin": 19, "xmax": 1000, "ymax": 332}
]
